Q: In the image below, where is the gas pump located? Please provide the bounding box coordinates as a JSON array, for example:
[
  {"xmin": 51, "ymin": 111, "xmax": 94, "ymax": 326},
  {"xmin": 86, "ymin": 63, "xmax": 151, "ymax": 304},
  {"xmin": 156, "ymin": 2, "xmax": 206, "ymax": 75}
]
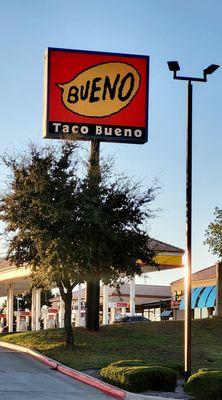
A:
[
  {"xmin": 15, "ymin": 310, "xmax": 30, "ymax": 332},
  {"xmin": 42, "ymin": 307, "xmax": 58, "ymax": 329},
  {"xmin": 0, "ymin": 313, "xmax": 6, "ymax": 332},
  {"xmin": 109, "ymin": 302, "xmax": 129, "ymax": 323}
]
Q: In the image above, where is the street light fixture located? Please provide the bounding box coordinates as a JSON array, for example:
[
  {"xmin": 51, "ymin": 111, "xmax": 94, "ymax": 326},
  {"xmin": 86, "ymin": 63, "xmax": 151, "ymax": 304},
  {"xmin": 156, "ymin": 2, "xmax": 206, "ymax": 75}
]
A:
[
  {"xmin": 204, "ymin": 64, "xmax": 220, "ymax": 76},
  {"xmin": 168, "ymin": 61, "xmax": 219, "ymax": 380},
  {"xmin": 167, "ymin": 61, "xmax": 180, "ymax": 73}
]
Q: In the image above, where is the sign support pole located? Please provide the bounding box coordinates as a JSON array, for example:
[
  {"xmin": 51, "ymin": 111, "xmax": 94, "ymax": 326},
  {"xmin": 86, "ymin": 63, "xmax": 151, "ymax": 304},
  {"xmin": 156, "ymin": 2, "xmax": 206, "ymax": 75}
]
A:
[
  {"xmin": 184, "ymin": 81, "xmax": 192, "ymax": 380},
  {"xmin": 168, "ymin": 61, "xmax": 219, "ymax": 380},
  {"xmin": 85, "ymin": 139, "xmax": 100, "ymax": 331}
]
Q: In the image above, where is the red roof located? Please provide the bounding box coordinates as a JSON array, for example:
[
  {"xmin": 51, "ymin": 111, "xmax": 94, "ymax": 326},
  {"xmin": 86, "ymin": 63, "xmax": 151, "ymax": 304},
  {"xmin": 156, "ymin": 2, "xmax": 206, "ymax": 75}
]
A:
[
  {"xmin": 171, "ymin": 265, "xmax": 216, "ymax": 285},
  {"xmin": 148, "ymin": 239, "xmax": 184, "ymax": 254}
]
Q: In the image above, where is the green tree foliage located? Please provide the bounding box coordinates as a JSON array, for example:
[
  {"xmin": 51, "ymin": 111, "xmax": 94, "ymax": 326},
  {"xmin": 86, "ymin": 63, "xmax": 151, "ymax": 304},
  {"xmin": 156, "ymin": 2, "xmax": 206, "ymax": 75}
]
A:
[
  {"xmin": 205, "ymin": 207, "xmax": 222, "ymax": 259},
  {"xmin": 78, "ymin": 160, "xmax": 157, "ymax": 284},
  {"xmin": 0, "ymin": 143, "xmax": 83, "ymax": 349},
  {"xmin": 0, "ymin": 142, "xmax": 158, "ymax": 349}
]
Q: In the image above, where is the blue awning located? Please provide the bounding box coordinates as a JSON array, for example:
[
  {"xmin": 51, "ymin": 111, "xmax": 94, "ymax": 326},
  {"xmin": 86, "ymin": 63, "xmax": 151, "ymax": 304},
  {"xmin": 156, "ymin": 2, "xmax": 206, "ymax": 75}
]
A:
[
  {"xmin": 179, "ymin": 288, "xmax": 195, "ymax": 310},
  {"xmin": 197, "ymin": 286, "xmax": 214, "ymax": 308},
  {"xmin": 160, "ymin": 310, "xmax": 173, "ymax": 317},
  {"xmin": 205, "ymin": 286, "xmax": 216, "ymax": 308},
  {"xmin": 179, "ymin": 285, "xmax": 216, "ymax": 310},
  {"xmin": 191, "ymin": 287, "xmax": 205, "ymax": 309}
]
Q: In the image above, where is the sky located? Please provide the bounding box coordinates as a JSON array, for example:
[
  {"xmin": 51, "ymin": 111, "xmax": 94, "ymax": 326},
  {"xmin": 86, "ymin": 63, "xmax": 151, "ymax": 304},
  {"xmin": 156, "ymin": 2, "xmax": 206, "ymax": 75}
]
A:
[{"xmin": 0, "ymin": 0, "xmax": 222, "ymax": 286}]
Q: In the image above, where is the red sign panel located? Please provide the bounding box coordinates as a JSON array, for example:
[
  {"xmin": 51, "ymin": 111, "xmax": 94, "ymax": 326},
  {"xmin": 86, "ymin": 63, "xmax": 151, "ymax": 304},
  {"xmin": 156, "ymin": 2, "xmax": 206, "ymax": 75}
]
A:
[
  {"xmin": 116, "ymin": 302, "xmax": 129, "ymax": 308},
  {"xmin": 43, "ymin": 48, "xmax": 149, "ymax": 144},
  {"xmin": 19, "ymin": 311, "xmax": 31, "ymax": 316},
  {"xmin": 48, "ymin": 308, "xmax": 58, "ymax": 314}
]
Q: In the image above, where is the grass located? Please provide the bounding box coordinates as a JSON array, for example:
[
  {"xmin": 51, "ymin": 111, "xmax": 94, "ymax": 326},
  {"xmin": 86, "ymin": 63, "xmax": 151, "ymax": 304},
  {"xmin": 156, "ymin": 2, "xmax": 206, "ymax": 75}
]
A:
[{"xmin": 1, "ymin": 318, "xmax": 222, "ymax": 372}]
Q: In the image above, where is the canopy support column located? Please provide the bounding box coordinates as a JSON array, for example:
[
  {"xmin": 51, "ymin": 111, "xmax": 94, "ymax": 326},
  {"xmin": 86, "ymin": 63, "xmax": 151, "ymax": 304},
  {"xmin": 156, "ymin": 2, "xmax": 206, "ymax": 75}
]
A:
[
  {"xmin": 7, "ymin": 284, "xmax": 14, "ymax": 333},
  {"xmin": 31, "ymin": 288, "xmax": 36, "ymax": 331},
  {"xmin": 59, "ymin": 296, "xmax": 65, "ymax": 328},
  {"xmin": 130, "ymin": 277, "xmax": 136, "ymax": 316},
  {"xmin": 35, "ymin": 288, "xmax": 41, "ymax": 331},
  {"xmin": 76, "ymin": 284, "xmax": 82, "ymax": 327},
  {"xmin": 103, "ymin": 284, "xmax": 109, "ymax": 325}
]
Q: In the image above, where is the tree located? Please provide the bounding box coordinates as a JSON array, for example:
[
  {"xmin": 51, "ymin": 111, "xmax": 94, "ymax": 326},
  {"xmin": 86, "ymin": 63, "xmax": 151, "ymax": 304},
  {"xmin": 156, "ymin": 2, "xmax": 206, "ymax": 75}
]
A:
[
  {"xmin": 79, "ymin": 149, "xmax": 158, "ymax": 330},
  {"xmin": 0, "ymin": 142, "xmax": 158, "ymax": 349},
  {"xmin": 0, "ymin": 143, "xmax": 85, "ymax": 349},
  {"xmin": 205, "ymin": 207, "xmax": 222, "ymax": 259}
]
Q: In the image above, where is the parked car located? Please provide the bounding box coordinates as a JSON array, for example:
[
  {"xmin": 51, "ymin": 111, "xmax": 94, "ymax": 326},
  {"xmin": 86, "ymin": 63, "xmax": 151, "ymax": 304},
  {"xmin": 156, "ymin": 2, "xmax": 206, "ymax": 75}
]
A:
[{"xmin": 114, "ymin": 316, "xmax": 150, "ymax": 323}]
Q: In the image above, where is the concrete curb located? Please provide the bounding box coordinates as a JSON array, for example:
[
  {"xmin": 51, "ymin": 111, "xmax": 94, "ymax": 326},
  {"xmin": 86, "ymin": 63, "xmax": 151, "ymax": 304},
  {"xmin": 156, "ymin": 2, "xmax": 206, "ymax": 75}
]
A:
[
  {"xmin": 0, "ymin": 340, "xmax": 58, "ymax": 369},
  {"xmin": 57, "ymin": 363, "xmax": 126, "ymax": 399},
  {"xmin": 0, "ymin": 341, "xmax": 125, "ymax": 399},
  {"xmin": 0, "ymin": 341, "xmax": 175, "ymax": 400}
]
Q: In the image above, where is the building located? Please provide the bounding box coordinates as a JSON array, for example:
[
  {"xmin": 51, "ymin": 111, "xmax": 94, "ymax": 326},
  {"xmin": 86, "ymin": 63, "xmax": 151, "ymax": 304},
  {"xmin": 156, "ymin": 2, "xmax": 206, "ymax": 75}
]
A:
[
  {"xmin": 51, "ymin": 283, "xmax": 171, "ymax": 325},
  {"xmin": 171, "ymin": 264, "xmax": 222, "ymax": 320},
  {"xmin": 0, "ymin": 238, "xmax": 184, "ymax": 332},
  {"xmin": 141, "ymin": 299, "xmax": 172, "ymax": 321}
]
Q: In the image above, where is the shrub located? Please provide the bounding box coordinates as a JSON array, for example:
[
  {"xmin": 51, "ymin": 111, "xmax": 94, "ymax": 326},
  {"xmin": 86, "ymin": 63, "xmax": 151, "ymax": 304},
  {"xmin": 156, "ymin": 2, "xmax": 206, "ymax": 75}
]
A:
[
  {"xmin": 110, "ymin": 359, "xmax": 183, "ymax": 376},
  {"xmin": 164, "ymin": 362, "xmax": 183, "ymax": 376},
  {"xmin": 110, "ymin": 360, "xmax": 147, "ymax": 367},
  {"xmin": 100, "ymin": 362, "xmax": 177, "ymax": 392},
  {"xmin": 184, "ymin": 370, "xmax": 222, "ymax": 400}
]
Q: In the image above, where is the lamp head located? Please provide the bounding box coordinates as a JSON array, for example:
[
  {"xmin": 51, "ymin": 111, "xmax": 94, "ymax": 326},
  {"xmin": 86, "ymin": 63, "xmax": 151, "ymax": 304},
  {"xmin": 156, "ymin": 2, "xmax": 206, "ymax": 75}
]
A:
[
  {"xmin": 167, "ymin": 61, "xmax": 180, "ymax": 72},
  {"xmin": 203, "ymin": 64, "xmax": 220, "ymax": 75}
]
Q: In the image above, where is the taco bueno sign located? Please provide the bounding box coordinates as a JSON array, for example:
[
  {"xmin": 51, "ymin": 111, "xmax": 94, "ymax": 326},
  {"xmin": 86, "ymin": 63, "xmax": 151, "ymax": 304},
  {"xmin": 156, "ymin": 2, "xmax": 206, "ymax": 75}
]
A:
[{"xmin": 43, "ymin": 48, "xmax": 149, "ymax": 144}]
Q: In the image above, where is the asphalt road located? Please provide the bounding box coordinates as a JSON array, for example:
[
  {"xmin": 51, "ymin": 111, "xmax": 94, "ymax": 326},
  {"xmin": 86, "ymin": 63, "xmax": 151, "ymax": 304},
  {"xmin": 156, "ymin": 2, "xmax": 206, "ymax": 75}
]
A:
[{"xmin": 0, "ymin": 346, "xmax": 112, "ymax": 400}]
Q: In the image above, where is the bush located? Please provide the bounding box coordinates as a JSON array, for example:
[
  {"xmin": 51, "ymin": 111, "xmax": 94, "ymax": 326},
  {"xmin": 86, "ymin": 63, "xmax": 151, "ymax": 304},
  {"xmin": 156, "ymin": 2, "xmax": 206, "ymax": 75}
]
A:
[
  {"xmin": 110, "ymin": 359, "xmax": 183, "ymax": 376},
  {"xmin": 100, "ymin": 362, "xmax": 177, "ymax": 392},
  {"xmin": 184, "ymin": 370, "xmax": 222, "ymax": 400},
  {"xmin": 110, "ymin": 360, "xmax": 147, "ymax": 367},
  {"xmin": 164, "ymin": 362, "xmax": 184, "ymax": 376}
]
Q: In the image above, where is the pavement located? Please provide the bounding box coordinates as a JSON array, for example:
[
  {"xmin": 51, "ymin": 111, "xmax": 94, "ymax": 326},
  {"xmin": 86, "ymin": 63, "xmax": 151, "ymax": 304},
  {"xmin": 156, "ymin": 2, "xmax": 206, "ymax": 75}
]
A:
[{"xmin": 0, "ymin": 346, "xmax": 112, "ymax": 400}]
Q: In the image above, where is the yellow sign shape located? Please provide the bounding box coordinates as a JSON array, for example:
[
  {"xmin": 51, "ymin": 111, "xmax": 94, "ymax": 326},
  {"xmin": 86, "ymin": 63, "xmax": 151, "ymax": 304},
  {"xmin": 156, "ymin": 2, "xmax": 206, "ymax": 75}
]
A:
[
  {"xmin": 154, "ymin": 255, "xmax": 183, "ymax": 267},
  {"xmin": 57, "ymin": 62, "xmax": 141, "ymax": 118}
]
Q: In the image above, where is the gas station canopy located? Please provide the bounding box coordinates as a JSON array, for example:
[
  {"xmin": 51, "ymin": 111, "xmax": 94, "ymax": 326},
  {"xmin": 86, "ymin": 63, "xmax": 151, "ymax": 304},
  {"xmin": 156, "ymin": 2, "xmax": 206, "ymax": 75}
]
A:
[
  {"xmin": 142, "ymin": 239, "xmax": 184, "ymax": 273},
  {"xmin": 0, "ymin": 239, "xmax": 184, "ymax": 297}
]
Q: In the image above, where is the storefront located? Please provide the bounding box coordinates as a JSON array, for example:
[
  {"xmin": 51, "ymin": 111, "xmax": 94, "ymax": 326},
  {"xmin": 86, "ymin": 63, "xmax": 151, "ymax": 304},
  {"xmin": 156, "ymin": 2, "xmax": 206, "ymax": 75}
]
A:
[
  {"xmin": 171, "ymin": 265, "xmax": 219, "ymax": 320},
  {"xmin": 51, "ymin": 283, "xmax": 171, "ymax": 325},
  {"xmin": 141, "ymin": 299, "xmax": 172, "ymax": 321}
]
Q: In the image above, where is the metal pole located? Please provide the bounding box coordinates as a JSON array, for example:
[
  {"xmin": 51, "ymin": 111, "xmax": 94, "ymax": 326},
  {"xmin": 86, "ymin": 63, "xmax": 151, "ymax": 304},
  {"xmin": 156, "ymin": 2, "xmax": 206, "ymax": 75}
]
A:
[
  {"xmin": 184, "ymin": 81, "xmax": 192, "ymax": 380},
  {"xmin": 85, "ymin": 139, "xmax": 100, "ymax": 331},
  {"xmin": 90, "ymin": 139, "xmax": 100, "ymax": 169},
  {"xmin": 168, "ymin": 62, "xmax": 219, "ymax": 379}
]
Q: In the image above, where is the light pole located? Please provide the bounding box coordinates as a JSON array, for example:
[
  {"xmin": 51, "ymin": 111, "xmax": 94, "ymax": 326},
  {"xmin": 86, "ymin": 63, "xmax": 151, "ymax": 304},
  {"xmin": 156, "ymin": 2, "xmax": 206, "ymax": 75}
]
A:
[
  {"xmin": 17, "ymin": 297, "xmax": 22, "ymax": 311},
  {"xmin": 167, "ymin": 61, "xmax": 219, "ymax": 380}
]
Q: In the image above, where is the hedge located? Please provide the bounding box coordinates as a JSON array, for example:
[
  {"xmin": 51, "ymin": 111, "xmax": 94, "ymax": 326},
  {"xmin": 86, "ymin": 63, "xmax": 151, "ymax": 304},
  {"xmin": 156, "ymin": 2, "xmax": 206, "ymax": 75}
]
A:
[
  {"xmin": 109, "ymin": 360, "xmax": 147, "ymax": 367},
  {"xmin": 110, "ymin": 359, "xmax": 183, "ymax": 375},
  {"xmin": 184, "ymin": 370, "xmax": 222, "ymax": 400},
  {"xmin": 100, "ymin": 361, "xmax": 177, "ymax": 392}
]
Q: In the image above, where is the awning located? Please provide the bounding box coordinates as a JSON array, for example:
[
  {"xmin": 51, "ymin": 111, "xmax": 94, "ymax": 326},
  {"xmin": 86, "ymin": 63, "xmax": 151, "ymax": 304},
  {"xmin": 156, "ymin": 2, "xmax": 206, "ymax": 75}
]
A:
[
  {"xmin": 205, "ymin": 286, "xmax": 216, "ymax": 308},
  {"xmin": 179, "ymin": 285, "xmax": 216, "ymax": 310},
  {"xmin": 197, "ymin": 286, "xmax": 215, "ymax": 308},
  {"xmin": 191, "ymin": 287, "xmax": 205, "ymax": 308},
  {"xmin": 160, "ymin": 310, "xmax": 173, "ymax": 317},
  {"xmin": 179, "ymin": 288, "xmax": 195, "ymax": 310}
]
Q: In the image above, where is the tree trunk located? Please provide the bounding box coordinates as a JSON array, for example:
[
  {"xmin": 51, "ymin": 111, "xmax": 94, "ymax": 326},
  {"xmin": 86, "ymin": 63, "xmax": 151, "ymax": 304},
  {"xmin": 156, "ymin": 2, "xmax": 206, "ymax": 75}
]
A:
[
  {"xmin": 85, "ymin": 139, "xmax": 101, "ymax": 331},
  {"xmin": 59, "ymin": 284, "xmax": 75, "ymax": 351},
  {"xmin": 86, "ymin": 275, "xmax": 100, "ymax": 331},
  {"xmin": 64, "ymin": 288, "xmax": 74, "ymax": 350}
]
